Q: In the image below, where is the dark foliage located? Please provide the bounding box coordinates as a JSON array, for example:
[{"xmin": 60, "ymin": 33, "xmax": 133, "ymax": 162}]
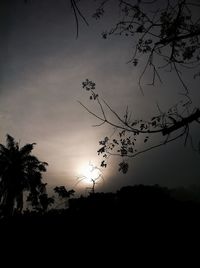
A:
[
  {"xmin": 54, "ymin": 186, "xmax": 75, "ymax": 199},
  {"xmin": 0, "ymin": 134, "xmax": 48, "ymax": 217},
  {"xmin": 1, "ymin": 184, "xmax": 200, "ymax": 226},
  {"xmin": 80, "ymin": 0, "xmax": 200, "ymax": 172},
  {"xmin": 1, "ymin": 183, "xmax": 200, "ymax": 251}
]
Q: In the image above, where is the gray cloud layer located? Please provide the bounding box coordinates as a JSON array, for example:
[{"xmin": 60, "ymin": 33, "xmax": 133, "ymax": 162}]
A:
[{"xmin": 1, "ymin": 0, "xmax": 200, "ymax": 192}]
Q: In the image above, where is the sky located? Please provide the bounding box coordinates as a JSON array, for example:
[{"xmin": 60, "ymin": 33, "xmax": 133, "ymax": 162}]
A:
[{"xmin": 0, "ymin": 0, "xmax": 200, "ymax": 193}]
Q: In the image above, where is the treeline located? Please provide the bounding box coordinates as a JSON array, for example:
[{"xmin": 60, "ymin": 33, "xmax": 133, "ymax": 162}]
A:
[
  {"xmin": 1, "ymin": 135, "xmax": 200, "ymax": 226},
  {"xmin": 1, "ymin": 184, "xmax": 200, "ymax": 224},
  {"xmin": 1, "ymin": 183, "xmax": 200, "ymax": 247}
]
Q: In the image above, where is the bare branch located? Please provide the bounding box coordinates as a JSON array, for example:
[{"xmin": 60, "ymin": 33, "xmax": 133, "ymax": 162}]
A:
[
  {"xmin": 78, "ymin": 101, "xmax": 105, "ymax": 122},
  {"xmin": 173, "ymin": 62, "xmax": 189, "ymax": 94},
  {"xmin": 71, "ymin": 0, "xmax": 89, "ymax": 38},
  {"xmin": 71, "ymin": 0, "xmax": 79, "ymax": 39}
]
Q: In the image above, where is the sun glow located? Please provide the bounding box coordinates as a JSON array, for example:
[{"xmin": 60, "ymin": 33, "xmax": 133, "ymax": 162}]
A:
[{"xmin": 77, "ymin": 162, "xmax": 102, "ymax": 185}]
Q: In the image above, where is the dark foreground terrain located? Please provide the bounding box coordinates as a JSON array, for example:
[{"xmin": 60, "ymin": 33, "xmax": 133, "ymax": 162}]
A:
[
  {"xmin": 1, "ymin": 185, "xmax": 200, "ymax": 234},
  {"xmin": 1, "ymin": 185, "xmax": 200, "ymax": 262}
]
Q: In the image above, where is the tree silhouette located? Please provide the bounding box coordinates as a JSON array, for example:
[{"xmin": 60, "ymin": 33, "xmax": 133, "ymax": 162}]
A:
[
  {"xmin": 92, "ymin": 0, "xmax": 200, "ymax": 92},
  {"xmin": 38, "ymin": 193, "xmax": 55, "ymax": 213},
  {"xmin": 54, "ymin": 186, "xmax": 75, "ymax": 208},
  {"xmin": 80, "ymin": 79, "xmax": 200, "ymax": 173},
  {"xmin": 79, "ymin": 0, "xmax": 200, "ymax": 173},
  {"xmin": 0, "ymin": 134, "xmax": 48, "ymax": 217}
]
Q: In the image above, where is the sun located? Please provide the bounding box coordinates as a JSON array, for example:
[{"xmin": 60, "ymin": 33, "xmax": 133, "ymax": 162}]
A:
[{"xmin": 77, "ymin": 162, "xmax": 102, "ymax": 185}]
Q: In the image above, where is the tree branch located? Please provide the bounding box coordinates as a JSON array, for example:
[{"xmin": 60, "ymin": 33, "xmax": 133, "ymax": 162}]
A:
[
  {"xmin": 156, "ymin": 29, "xmax": 200, "ymax": 46},
  {"xmin": 162, "ymin": 109, "xmax": 200, "ymax": 135}
]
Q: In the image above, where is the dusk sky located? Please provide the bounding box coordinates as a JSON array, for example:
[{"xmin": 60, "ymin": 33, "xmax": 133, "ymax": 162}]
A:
[{"xmin": 1, "ymin": 0, "xmax": 200, "ymax": 193}]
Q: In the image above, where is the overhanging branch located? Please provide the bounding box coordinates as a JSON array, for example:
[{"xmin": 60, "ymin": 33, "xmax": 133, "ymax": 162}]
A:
[{"xmin": 162, "ymin": 109, "xmax": 200, "ymax": 135}]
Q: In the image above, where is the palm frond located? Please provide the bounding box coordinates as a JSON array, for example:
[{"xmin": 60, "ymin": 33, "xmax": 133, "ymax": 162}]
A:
[
  {"xmin": 20, "ymin": 143, "xmax": 36, "ymax": 157},
  {"xmin": 6, "ymin": 134, "xmax": 16, "ymax": 150}
]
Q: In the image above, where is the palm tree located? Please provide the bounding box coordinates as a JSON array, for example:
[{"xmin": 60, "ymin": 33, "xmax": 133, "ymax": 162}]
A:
[{"xmin": 0, "ymin": 134, "xmax": 48, "ymax": 217}]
